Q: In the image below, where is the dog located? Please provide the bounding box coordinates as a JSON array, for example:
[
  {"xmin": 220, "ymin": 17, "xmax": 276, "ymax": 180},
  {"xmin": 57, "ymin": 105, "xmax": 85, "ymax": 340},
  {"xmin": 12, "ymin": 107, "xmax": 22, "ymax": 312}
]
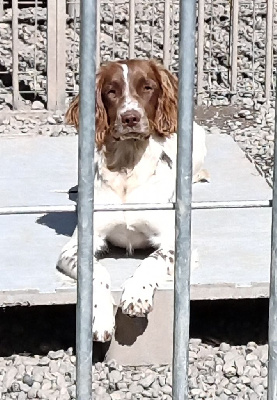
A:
[{"xmin": 57, "ymin": 59, "xmax": 207, "ymax": 342}]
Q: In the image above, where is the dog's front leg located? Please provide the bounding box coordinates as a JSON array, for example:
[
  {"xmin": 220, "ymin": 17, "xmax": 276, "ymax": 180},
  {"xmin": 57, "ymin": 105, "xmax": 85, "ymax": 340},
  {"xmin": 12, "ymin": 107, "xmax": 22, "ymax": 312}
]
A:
[
  {"xmin": 120, "ymin": 245, "xmax": 199, "ymax": 317},
  {"xmin": 56, "ymin": 229, "xmax": 115, "ymax": 342},
  {"xmin": 120, "ymin": 247, "xmax": 175, "ymax": 317}
]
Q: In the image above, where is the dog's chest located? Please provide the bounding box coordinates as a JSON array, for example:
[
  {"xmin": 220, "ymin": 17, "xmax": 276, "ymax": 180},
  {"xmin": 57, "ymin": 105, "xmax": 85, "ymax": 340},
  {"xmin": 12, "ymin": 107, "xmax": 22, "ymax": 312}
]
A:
[{"xmin": 97, "ymin": 142, "xmax": 173, "ymax": 203}]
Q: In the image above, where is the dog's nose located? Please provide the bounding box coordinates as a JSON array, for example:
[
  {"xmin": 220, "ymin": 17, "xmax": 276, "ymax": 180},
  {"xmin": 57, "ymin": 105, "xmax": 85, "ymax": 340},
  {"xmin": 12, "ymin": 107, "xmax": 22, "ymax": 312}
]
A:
[{"xmin": 121, "ymin": 110, "xmax": 141, "ymax": 127}]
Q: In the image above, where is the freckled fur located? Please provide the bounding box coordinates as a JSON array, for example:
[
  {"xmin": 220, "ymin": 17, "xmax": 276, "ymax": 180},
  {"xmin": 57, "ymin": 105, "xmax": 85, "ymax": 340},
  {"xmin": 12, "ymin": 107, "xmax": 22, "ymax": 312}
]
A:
[{"xmin": 58, "ymin": 59, "xmax": 208, "ymax": 340}]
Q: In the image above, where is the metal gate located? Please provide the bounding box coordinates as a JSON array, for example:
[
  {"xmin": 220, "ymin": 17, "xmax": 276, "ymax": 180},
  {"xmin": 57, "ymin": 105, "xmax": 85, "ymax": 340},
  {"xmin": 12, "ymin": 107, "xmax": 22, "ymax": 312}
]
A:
[
  {"xmin": 75, "ymin": 1, "xmax": 277, "ymax": 400},
  {"xmin": 0, "ymin": 0, "xmax": 277, "ymax": 399}
]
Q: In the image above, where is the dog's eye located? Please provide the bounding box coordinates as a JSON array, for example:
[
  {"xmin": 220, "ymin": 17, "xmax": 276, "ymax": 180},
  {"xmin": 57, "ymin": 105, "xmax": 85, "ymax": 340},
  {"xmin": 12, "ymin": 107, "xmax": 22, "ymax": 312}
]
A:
[{"xmin": 144, "ymin": 85, "xmax": 152, "ymax": 91}]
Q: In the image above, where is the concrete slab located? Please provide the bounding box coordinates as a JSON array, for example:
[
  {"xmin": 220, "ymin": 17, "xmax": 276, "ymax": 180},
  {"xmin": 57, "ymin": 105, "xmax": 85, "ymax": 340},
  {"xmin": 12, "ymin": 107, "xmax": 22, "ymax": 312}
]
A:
[
  {"xmin": 0, "ymin": 133, "xmax": 272, "ymax": 300},
  {"xmin": 1, "ymin": 136, "xmax": 78, "ymax": 207},
  {"xmin": 0, "ymin": 133, "xmax": 273, "ymax": 364}
]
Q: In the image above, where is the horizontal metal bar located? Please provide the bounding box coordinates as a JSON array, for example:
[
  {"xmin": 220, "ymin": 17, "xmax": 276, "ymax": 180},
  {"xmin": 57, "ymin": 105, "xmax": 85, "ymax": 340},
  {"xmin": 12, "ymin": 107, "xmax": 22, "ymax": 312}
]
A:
[{"xmin": 0, "ymin": 200, "xmax": 273, "ymax": 215}]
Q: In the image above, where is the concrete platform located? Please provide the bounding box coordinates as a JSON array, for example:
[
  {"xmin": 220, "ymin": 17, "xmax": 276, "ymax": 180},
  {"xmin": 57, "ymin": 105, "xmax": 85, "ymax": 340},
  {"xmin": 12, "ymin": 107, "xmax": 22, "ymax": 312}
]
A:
[{"xmin": 0, "ymin": 133, "xmax": 273, "ymax": 364}]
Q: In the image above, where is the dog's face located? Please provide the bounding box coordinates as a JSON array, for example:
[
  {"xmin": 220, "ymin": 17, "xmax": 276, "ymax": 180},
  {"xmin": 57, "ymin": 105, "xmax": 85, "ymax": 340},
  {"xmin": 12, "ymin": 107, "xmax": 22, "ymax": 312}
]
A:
[
  {"xmin": 66, "ymin": 59, "xmax": 178, "ymax": 148},
  {"xmin": 99, "ymin": 60, "xmax": 161, "ymax": 141}
]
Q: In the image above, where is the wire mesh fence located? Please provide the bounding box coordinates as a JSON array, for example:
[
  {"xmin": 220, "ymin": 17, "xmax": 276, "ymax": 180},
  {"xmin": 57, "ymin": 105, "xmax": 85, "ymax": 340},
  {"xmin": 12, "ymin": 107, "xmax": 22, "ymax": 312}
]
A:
[{"xmin": 0, "ymin": 0, "xmax": 276, "ymax": 112}]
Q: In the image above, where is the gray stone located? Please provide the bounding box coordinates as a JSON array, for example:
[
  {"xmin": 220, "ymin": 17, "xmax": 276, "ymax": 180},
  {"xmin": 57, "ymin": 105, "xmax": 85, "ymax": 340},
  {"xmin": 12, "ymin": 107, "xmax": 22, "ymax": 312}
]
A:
[
  {"xmin": 33, "ymin": 373, "xmax": 44, "ymax": 383},
  {"xmin": 139, "ymin": 374, "xmax": 156, "ymax": 389},
  {"xmin": 27, "ymin": 388, "xmax": 38, "ymax": 399},
  {"xmin": 3, "ymin": 367, "xmax": 18, "ymax": 389},
  {"xmin": 48, "ymin": 350, "xmax": 65, "ymax": 360},
  {"xmin": 31, "ymin": 101, "xmax": 44, "ymax": 110},
  {"xmin": 47, "ymin": 116, "xmax": 57, "ymax": 125},
  {"xmin": 110, "ymin": 391, "xmax": 124, "ymax": 400},
  {"xmin": 158, "ymin": 375, "xmax": 166, "ymax": 387},
  {"xmin": 219, "ymin": 343, "xmax": 231, "ymax": 352},
  {"xmin": 161, "ymin": 385, "xmax": 171, "ymax": 395},
  {"xmin": 109, "ymin": 370, "xmax": 122, "ymax": 384},
  {"xmin": 129, "ymin": 383, "xmax": 144, "ymax": 394},
  {"xmin": 18, "ymin": 393, "xmax": 27, "ymax": 400},
  {"xmin": 41, "ymin": 380, "xmax": 52, "ymax": 391},
  {"xmin": 38, "ymin": 357, "xmax": 50, "ymax": 366},
  {"xmin": 23, "ymin": 374, "xmax": 34, "ymax": 387}
]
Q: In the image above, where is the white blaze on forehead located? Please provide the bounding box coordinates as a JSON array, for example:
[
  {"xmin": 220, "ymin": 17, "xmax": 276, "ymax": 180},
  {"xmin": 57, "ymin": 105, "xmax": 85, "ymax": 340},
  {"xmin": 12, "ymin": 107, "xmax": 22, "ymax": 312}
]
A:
[{"xmin": 120, "ymin": 63, "xmax": 140, "ymax": 112}]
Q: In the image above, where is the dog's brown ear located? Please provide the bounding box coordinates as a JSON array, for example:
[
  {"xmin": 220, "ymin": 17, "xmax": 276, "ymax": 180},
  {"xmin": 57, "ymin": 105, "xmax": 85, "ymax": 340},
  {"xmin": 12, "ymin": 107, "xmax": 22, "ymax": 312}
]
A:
[
  {"xmin": 65, "ymin": 95, "xmax": 80, "ymax": 129},
  {"xmin": 65, "ymin": 68, "xmax": 109, "ymax": 149},
  {"xmin": 151, "ymin": 60, "xmax": 178, "ymax": 136},
  {"xmin": 95, "ymin": 70, "xmax": 109, "ymax": 149}
]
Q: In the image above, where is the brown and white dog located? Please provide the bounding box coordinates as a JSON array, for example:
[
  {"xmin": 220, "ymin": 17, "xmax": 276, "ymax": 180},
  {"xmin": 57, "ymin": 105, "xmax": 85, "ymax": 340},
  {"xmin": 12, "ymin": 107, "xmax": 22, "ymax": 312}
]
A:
[{"xmin": 57, "ymin": 59, "xmax": 207, "ymax": 342}]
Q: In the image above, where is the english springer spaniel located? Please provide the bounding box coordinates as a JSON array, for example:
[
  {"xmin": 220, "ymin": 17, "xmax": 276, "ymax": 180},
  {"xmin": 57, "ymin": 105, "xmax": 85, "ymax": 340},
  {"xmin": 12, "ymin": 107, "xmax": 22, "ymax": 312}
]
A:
[{"xmin": 57, "ymin": 59, "xmax": 207, "ymax": 342}]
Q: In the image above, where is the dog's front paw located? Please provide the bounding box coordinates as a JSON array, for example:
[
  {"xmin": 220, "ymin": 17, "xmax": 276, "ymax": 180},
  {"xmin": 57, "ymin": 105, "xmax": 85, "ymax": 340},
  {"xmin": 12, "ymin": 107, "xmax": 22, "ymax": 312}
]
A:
[
  {"xmin": 120, "ymin": 278, "xmax": 156, "ymax": 317},
  {"xmin": 93, "ymin": 274, "xmax": 115, "ymax": 342}
]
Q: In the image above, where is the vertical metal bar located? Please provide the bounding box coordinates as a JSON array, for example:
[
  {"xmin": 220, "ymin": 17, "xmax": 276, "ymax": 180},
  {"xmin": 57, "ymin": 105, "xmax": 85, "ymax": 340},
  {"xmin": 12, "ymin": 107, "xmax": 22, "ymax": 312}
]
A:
[
  {"xmin": 129, "ymin": 0, "xmax": 135, "ymax": 59},
  {"xmin": 12, "ymin": 0, "xmax": 19, "ymax": 110},
  {"xmin": 34, "ymin": 0, "xmax": 38, "ymax": 98},
  {"xmin": 251, "ymin": 0, "xmax": 256, "ymax": 97},
  {"xmin": 96, "ymin": 0, "xmax": 101, "ymax": 68},
  {"xmin": 265, "ymin": 0, "xmax": 273, "ymax": 105},
  {"xmin": 72, "ymin": 6, "xmax": 78, "ymax": 93},
  {"xmin": 56, "ymin": 0, "xmax": 66, "ymax": 111},
  {"xmin": 267, "ymin": 66, "xmax": 277, "ymax": 400},
  {"xmin": 68, "ymin": 1, "xmax": 80, "ymax": 18},
  {"xmin": 173, "ymin": 0, "xmax": 196, "ymax": 398},
  {"xmin": 0, "ymin": 0, "xmax": 4, "ymax": 20},
  {"xmin": 170, "ymin": 2, "xmax": 175, "ymax": 71},
  {"xmin": 76, "ymin": 0, "xmax": 97, "ymax": 398},
  {"xmin": 196, "ymin": 0, "xmax": 204, "ymax": 105},
  {"xmin": 207, "ymin": 0, "xmax": 213, "ymax": 98},
  {"xmin": 112, "ymin": 0, "xmax": 116, "ymax": 60},
  {"xmin": 163, "ymin": 0, "xmax": 171, "ymax": 68},
  {"xmin": 230, "ymin": 0, "xmax": 239, "ymax": 104},
  {"xmin": 47, "ymin": 0, "xmax": 57, "ymax": 111},
  {"xmin": 150, "ymin": 0, "xmax": 155, "ymax": 58}
]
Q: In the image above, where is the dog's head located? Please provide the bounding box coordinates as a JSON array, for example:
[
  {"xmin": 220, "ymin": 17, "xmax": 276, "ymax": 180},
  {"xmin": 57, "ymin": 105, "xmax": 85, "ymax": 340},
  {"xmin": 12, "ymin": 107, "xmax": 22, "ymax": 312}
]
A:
[{"xmin": 66, "ymin": 59, "xmax": 178, "ymax": 149}]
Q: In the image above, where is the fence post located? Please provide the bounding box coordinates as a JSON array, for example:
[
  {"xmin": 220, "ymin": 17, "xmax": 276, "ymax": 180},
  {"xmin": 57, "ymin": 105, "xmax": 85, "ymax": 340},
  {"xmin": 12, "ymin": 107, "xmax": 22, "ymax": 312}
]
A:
[
  {"xmin": 172, "ymin": 0, "xmax": 197, "ymax": 398},
  {"xmin": 163, "ymin": 0, "xmax": 171, "ymax": 69},
  {"xmin": 12, "ymin": 0, "xmax": 19, "ymax": 110},
  {"xmin": 96, "ymin": 0, "xmax": 101, "ymax": 68},
  {"xmin": 68, "ymin": 2, "xmax": 80, "ymax": 18},
  {"xmin": 267, "ymin": 66, "xmax": 277, "ymax": 399},
  {"xmin": 56, "ymin": 0, "xmax": 66, "ymax": 111},
  {"xmin": 230, "ymin": 0, "xmax": 239, "ymax": 104},
  {"xmin": 265, "ymin": 0, "xmax": 274, "ymax": 106},
  {"xmin": 196, "ymin": 0, "xmax": 204, "ymax": 105},
  {"xmin": 47, "ymin": 0, "xmax": 57, "ymax": 111},
  {"xmin": 76, "ymin": 0, "xmax": 97, "ymax": 398},
  {"xmin": 129, "ymin": 0, "xmax": 135, "ymax": 59},
  {"xmin": 0, "ymin": 0, "xmax": 4, "ymax": 20}
]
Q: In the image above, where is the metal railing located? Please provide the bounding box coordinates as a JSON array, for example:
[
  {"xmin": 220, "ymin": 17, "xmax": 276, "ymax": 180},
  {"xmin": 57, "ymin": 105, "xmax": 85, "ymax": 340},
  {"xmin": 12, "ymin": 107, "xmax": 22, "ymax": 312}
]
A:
[
  {"xmin": 1, "ymin": 0, "xmax": 277, "ymax": 398},
  {"xmin": 0, "ymin": 0, "xmax": 276, "ymax": 113}
]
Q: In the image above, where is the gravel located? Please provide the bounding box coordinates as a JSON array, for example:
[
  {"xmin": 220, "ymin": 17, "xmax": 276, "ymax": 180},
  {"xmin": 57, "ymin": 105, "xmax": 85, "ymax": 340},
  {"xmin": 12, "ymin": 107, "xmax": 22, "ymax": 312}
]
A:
[
  {"xmin": 0, "ymin": 300, "xmax": 269, "ymax": 399},
  {"xmin": 0, "ymin": 342, "xmax": 269, "ymax": 399}
]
